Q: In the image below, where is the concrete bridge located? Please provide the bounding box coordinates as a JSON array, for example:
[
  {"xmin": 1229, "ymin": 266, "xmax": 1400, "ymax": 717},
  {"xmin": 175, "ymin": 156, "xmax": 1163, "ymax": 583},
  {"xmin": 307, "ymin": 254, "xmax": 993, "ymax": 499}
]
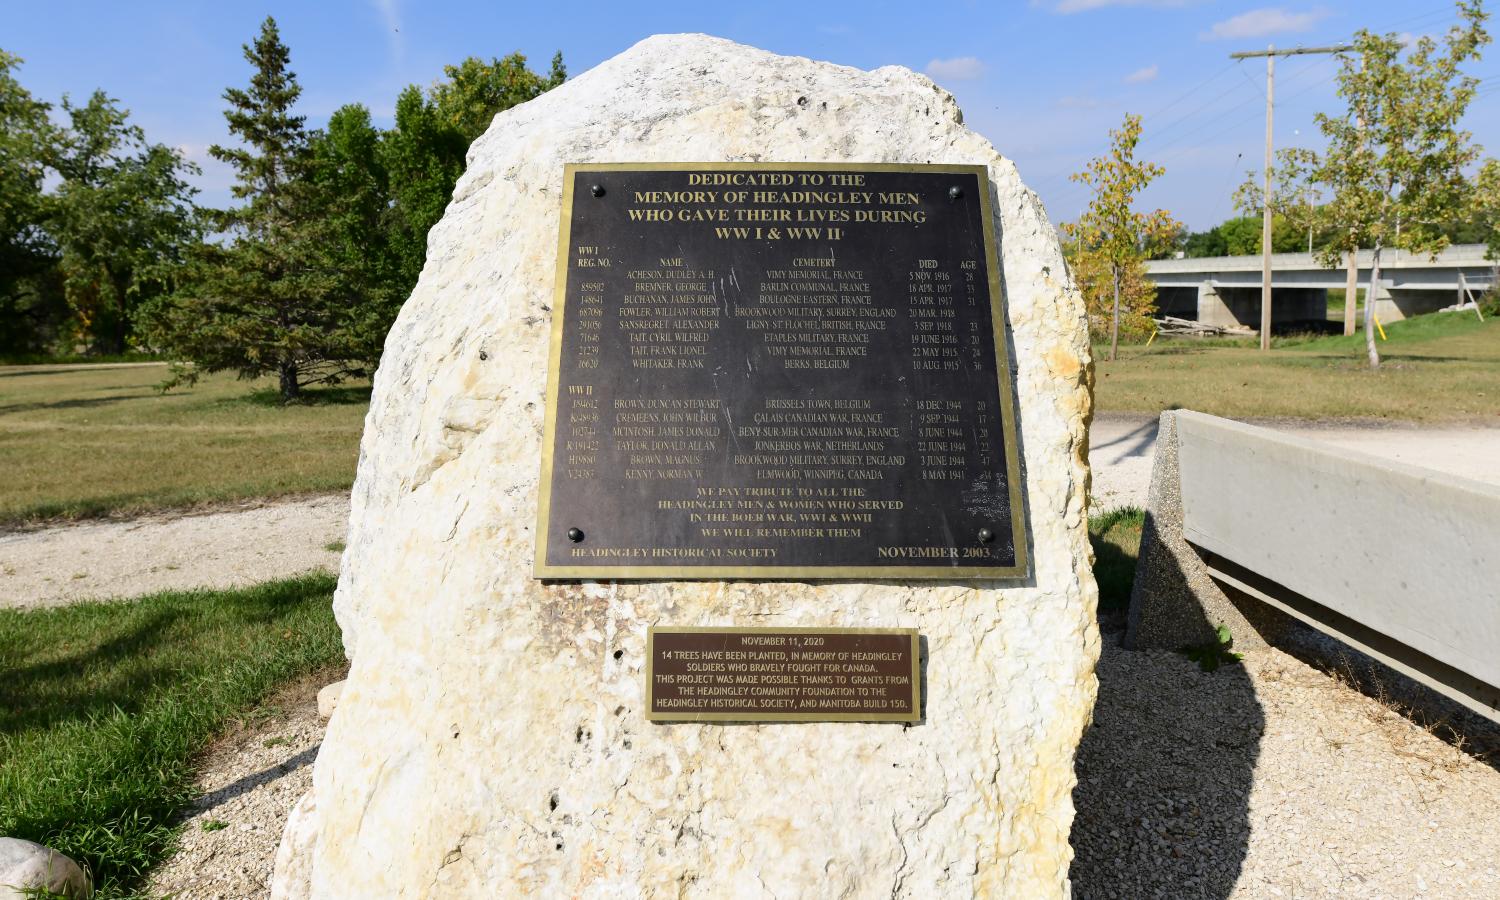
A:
[{"xmin": 1144, "ymin": 243, "xmax": 1496, "ymax": 330}]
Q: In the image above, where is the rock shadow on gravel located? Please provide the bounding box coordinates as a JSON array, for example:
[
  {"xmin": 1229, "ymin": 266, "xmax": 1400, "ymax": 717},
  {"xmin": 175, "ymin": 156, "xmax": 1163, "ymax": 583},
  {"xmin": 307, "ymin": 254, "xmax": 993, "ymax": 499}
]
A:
[{"xmin": 1070, "ymin": 631, "xmax": 1264, "ymax": 899}]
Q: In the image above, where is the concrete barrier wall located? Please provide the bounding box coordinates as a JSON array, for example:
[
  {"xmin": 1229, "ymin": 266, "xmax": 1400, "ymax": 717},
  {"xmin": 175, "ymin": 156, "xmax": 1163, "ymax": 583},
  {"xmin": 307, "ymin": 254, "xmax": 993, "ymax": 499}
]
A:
[{"xmin": 1174, "ymin": 412, "xmax": 1500, "ymax": 696}]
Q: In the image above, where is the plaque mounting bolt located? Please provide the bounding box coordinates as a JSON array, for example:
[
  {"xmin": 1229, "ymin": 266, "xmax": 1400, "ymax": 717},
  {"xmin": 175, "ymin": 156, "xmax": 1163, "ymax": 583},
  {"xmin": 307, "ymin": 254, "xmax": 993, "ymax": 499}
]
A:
[
  {"xmin": 977, "ymin": 527, "xmax": 994, "ymax": 544},
  {"xmin": 947, "ymin": 186, "xmax": 964, "ymax": 201},
  {"xmin": 590, "ymin": 184, "xmax": 606, "ymax": 198},
  {"xmin": 567, "ymin": 527, "xmax": 585, "ymax": 543}
]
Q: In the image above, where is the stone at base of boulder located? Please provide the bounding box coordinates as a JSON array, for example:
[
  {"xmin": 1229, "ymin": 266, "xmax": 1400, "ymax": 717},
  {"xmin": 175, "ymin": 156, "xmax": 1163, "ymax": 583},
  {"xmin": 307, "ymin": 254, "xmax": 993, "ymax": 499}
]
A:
[
  {"xmin": 316, "ymin": 681, "xmax": 344, "ymax": 719},
  {"xmin": 269, "ymin": 792, "xmax": 317, "ymax": 900},
  {"xmin": 0, "ymin": 837, "xmax": 91, "ymax": 900}
]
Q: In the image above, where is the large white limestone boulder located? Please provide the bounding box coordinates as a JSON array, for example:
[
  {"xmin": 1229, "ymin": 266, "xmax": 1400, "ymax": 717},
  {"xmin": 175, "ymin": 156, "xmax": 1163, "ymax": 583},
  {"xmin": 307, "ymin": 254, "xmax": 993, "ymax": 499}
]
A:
[{"xmin": 273, "ymin": 33, "xmax": 1098, "ymax": 898}]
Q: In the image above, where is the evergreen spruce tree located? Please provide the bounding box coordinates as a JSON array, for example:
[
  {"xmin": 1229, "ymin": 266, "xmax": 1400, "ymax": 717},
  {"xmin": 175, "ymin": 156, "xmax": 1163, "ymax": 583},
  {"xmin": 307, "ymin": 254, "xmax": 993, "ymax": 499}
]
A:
[{"xmin": 142, "ymin": 17, "xmax": 365, "ymax": 401}]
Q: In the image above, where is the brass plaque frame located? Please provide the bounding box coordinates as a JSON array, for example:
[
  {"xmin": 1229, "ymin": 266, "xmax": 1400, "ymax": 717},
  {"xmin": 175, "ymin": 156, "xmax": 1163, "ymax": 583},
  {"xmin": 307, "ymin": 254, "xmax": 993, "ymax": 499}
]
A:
[
  {"xmin": 645, "ymin": 626, "xmax": 922, "ymax": 723},
  {"xmin": 535, "ymin": 162, "xmax": 1027, "ymax": 580}
]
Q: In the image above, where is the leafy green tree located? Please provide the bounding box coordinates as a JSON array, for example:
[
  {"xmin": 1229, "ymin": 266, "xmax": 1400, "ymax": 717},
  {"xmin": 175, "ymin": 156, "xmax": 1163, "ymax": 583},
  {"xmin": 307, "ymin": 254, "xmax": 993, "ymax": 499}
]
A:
[
  {"xmin": 430, "ymin": 52, "xmax": 565, "ymax": 143},
  {"xmin": 1062, "ymin": 113, "xmax": 1180, "ymax": 359},
  {"xmin": 1232, "ymin": 151, "xmax": 1333, "ymax": 254},
  {"xmin": 48, "ymin": 91, "xmax": 200, "ymax": 354},
  {"xmin": 308, "ymin": 103, "xmax": 401, "ymax": 359},
  {"xmin": 1213, "ymin": 214, "xmax": 1305, "ymax": 256},
  {"xmin": 0, "ymin": 50, "xmax": 65, "ymax": 355},
  {"xmin": 1180, "ymin": 226, "xmax": 1228, "ymax": 258},
  {"xmin": 141, "ymin": 17, "xmax": 366, "ymax": 401},
  {"xmin": 381, "ymin": 53, "xmax": 565, "ymax": 295},
  {"xmin": 1474, "ymin": 157, "xmax": 1500, "ymax": 260},
  {"xmin": 1299, "ymin": 1, "xmax": 1490, "ymax": 368},
  {"xmin": 380, "ymin": 85, "xmax": 468, "ymax": 295}
]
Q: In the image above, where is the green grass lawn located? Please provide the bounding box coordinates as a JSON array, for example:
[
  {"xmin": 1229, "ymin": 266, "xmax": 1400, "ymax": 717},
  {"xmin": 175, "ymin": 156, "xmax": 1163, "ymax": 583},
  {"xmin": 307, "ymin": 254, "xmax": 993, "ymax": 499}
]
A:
[
  {"xmin": 0, "ymin": 574, "xmax": 342, "ymax": 898},
  {"xmin": 1089, "ymin": 506, "xmax": 1144, "ymax": 613},
  {"xmin": 0, "ymin": 363, "xmax": 367, "ymax": 526},
  {"xmin": 1096, "ymin": 313, "xmax": 1500, "ymax": 421}
]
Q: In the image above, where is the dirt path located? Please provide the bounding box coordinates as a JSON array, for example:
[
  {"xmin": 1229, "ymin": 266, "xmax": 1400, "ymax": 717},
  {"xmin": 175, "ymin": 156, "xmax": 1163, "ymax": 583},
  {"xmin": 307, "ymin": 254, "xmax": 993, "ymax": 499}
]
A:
[
  {"xmin": 0, "ymin": 496, "xmax": 347, "ymax": 608},
  {"xmin": 146, "ymin": 669, "xmax": 340, "ymax": 900},
  {"xmin": 1, "ymin": 361, "xmax": 167, "ymax": 374}
]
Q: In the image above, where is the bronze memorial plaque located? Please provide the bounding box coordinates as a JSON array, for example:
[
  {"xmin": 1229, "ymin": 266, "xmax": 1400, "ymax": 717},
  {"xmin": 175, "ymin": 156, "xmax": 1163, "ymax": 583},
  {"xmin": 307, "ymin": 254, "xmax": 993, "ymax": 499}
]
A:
[
  {"xmin": 536, "ymin": 163, "xmax": 1025, "ymax": 579},
  {"xmin": 647, "ymin": 627, "xmax": 920, "ymax": 723}
]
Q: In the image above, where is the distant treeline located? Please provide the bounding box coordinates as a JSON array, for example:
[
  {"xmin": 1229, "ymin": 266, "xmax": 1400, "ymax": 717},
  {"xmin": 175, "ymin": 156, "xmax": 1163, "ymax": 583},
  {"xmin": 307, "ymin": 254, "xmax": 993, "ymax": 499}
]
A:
[
  {"xmin": 1164, "ymin": 212, "xmax": 1491, "ymax": 260},
  {"xmin": 0, "ymin": 17, "xmax": 563, "ymax": 399}
]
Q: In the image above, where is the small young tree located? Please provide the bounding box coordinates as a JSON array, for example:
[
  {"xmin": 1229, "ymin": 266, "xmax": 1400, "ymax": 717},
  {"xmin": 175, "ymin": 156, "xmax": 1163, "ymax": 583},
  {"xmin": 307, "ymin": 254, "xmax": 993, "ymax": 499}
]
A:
[
  {"xmin": 1474, "ymin": 157, "xmax": 1500, "ymax": 261},
  {"xmin": 1232, "ymin": 151, "xmax": 1330, "ymax": 253},
  {"xmin": 1063, "ymin": 113, "xmax": 1179, "ymax": 360},
  {"xmin": 1302, "ymin": 1, "xmax": 1490, "ymax": 368},
  {"xmin": 143, "ymin": 17, "xmax": 367, "ymax": 401}
]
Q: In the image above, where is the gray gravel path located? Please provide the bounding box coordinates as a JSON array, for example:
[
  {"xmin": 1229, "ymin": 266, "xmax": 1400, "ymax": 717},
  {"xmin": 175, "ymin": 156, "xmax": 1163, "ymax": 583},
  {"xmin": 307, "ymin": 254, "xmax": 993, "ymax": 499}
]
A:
[
  {"xmin": 1072, "ymin": 632, "xmax": 1500, "ymax": 898},
  {"xmin": 146, "ymin": 673, "xmax": 334, "ymax": 900},
  {"xmin": 0, "ymin": 496, "xmax": 347, "ymax": 608}
]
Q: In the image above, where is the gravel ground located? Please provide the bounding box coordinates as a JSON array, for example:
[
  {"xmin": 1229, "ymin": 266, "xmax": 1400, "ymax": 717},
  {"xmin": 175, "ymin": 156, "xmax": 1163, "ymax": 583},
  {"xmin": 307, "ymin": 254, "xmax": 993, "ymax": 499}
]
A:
[
  {"xmin": 154, "ymin": 626, "xmax": 1500, "ymax": 898},
  {"xmin": 0, "ymin": 495, "xmax": 348, "ymax": 608},
  {"xmin": 146, "ymin": 671, "xmax": 338, "ymax": 900},
  {"xmin": 1072, "ymin": 630, "xmax": 1500, "ymax": 898}
]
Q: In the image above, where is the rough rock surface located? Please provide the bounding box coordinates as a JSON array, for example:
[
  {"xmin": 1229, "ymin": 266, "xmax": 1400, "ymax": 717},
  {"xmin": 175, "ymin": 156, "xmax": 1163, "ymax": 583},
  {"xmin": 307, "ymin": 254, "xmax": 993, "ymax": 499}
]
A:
[
  {"xmin": 316, "ymin": 680, "xmax": 344, "ymax": 719},
  {"xmin": 0, "ymin": 837, "xmax": 91, "ymax": 899},
  {"xmin": 273, "ymin": 34, "xmax": 1098, "ymax": 897}
]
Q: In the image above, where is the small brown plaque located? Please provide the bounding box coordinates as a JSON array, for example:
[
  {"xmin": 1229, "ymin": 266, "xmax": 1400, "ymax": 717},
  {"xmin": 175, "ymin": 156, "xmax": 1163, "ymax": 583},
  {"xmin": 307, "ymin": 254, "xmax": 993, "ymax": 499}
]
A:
[{"xmin": 646, "ymin": 627, "xmax": 920, "ymax": 723}]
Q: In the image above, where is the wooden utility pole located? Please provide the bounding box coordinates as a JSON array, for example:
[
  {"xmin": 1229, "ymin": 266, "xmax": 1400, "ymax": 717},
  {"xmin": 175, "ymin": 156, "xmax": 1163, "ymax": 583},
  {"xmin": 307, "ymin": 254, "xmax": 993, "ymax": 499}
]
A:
[{"xmin": 1230, "ymin": 43, "xmax": 1352, "ymax": 350}]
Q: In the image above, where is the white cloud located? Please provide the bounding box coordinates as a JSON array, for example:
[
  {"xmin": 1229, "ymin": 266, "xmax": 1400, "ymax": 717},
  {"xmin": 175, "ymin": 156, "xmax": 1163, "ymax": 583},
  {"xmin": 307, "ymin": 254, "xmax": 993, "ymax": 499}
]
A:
[
  {"xmin": 370, "ymin": 0, "xmax": 404, "ymax": 61},
  {"xmin": 1035, "ymin": 0, "xmax": 1190, "ymax": 13},
  {"xmin": 173, "ymin": 142, "xmax": 206, "ymax": 162},
  {"xmin": 1200, "ymin": 7, "xmax": 1330, "ymax": 41},
  {"xmin": 1125, "ymin": 64, "xmax": 1160, "ymax": 83},
  {"xmin": 925, "ymin": 57, "xmax": 986, "ymax": 81}
]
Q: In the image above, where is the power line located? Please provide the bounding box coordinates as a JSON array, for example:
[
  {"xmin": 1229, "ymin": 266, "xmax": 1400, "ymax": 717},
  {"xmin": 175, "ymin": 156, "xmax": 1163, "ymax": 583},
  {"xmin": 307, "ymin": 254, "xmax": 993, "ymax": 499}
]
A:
[
  {"xmin": 1043, "ymin": 57, "xmax": 1344, "ymax": 214},
  {"xmin": 1371, "ymin": 5, "xmax": 1460, "ymax": 34},
  {"xmin": 1147, "ymin": 77, "xmax": 1259, "ymax": 143},
  {"xmin": 1145, "ymin": 56, "xmax": 1331, "ymax": 152},
  {"xmin": 1032, "ymin": 50, "xmax": 1341, "ymax": 201},
  {"xmin": 1146, "ymin": 93, "xmax": 1264, "ymax": 158},
  {"xmin": 1142, "ymin": 61, "xmax": 1240, "ymax": 121},
  {"xmin": 1027, "ymin": 71, "xmax": 1264, "ymax": 198},
  {"xmin": 1039, "ymin": 17, "xmax": 1471, "ymax": 225}
]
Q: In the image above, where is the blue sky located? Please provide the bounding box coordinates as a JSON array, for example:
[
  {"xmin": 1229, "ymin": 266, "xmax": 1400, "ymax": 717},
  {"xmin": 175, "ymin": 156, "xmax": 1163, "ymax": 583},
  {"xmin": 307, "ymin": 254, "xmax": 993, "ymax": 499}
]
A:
[{"xmin": 7, "ymin": 1, "xmax": 1498, "ymax": 229}]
